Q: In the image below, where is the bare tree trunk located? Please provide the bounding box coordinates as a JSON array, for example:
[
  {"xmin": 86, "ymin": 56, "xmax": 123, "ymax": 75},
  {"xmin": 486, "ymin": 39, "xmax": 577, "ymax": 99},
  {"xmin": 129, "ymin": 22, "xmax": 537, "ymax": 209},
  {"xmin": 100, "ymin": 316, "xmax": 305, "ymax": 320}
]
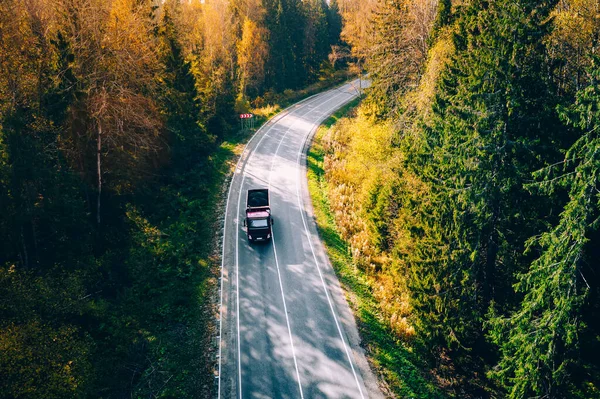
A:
[
  {"xmin": 21, "ymin": 227, "xmax": 29, "ymax": 268},
  {"xmin": 31, "ymin": 218, "xmax": 39, "ymax": 265},
  {"xmin": 97, "ymin": 122, "xmax": 102, "ymax": 225},
  {"xmin": 23, "ymin": 183, "xmax": 40, "ymax": 265}
]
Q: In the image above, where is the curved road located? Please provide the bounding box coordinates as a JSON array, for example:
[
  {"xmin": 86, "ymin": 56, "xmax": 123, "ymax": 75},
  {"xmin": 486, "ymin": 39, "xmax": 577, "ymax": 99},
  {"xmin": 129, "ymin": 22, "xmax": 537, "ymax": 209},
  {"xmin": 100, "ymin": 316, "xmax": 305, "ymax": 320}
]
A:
[{"xmin": 218, "ymin": 80, "xmax": 383, "ymax": 399}]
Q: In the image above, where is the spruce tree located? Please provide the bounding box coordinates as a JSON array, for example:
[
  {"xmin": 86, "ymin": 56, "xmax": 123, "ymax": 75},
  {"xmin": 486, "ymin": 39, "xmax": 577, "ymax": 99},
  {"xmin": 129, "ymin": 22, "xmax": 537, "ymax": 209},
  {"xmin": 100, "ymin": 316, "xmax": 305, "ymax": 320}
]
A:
[
  {"xmin": 489, "ymin": 55, "xmax": 600, "ymax": 399},
  {"xmin": 264, "ymin": 0, "xmax": 305, "ymax": 90},
  {"xmin": 158, "ymin": 8, "xmax": 211, "ymax": 166},
  {"xmin": 403, "ymin": 0, "xmax": 560, "ymax": 357},
  {"xmin": 366, "ymin": 0, "xmax": 437, "ymax": 116},
  {"xmin": 429, "ymin": 0, "xmax": 452, "ymax": 44},
  {"xmin": 301, "ymin": 0, "xmax": 330, "ymax": 83},
  {"xmin": 326, "ymin": 0, "xmax": 343, "ymax": 48}
]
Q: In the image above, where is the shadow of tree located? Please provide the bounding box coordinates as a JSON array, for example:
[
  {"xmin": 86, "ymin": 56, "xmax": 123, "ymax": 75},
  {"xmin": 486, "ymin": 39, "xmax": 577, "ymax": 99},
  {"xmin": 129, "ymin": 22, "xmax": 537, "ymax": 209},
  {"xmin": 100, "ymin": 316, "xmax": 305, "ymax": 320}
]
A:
[{"xmin": 306, "ymin": 114, "xmax": 447, "ymax": 399}]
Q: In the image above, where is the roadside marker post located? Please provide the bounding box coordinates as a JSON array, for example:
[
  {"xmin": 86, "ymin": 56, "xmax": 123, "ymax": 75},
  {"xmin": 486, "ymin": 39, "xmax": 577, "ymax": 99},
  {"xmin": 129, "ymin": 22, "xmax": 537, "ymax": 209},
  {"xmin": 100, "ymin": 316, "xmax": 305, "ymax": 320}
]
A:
[{"xmin": 239, "ymin": 113, "xmax": 254, "ymax": 131}]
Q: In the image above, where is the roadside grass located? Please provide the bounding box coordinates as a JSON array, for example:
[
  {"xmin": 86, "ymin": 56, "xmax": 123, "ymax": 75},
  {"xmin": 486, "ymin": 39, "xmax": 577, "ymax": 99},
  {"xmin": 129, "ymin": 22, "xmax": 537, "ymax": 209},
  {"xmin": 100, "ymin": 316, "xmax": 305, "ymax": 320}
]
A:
[
  {"xmin": 249, "ymin": 70, "xmax": 354, "ymax": 129},
  {"xmin": 306, "ymin": 99, "xmax": 447, "ymax": 399},
  {"xmin": 107, "ymin": 74, "xmax": 358, "ymax": 398}
]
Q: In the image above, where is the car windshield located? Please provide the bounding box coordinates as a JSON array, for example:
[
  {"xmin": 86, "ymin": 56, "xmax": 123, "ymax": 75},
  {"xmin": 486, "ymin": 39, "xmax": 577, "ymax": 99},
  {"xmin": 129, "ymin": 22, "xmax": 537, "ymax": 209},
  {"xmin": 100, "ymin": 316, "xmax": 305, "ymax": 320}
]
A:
[{"xmin": 249, "ymin": 218, "xmax": 268, "ymax": 228}]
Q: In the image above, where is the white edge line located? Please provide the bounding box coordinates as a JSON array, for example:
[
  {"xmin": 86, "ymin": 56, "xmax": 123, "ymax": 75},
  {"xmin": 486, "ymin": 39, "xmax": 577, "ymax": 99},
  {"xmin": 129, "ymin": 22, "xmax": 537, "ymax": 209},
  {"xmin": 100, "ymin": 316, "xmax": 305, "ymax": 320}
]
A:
[
  {"xmin": 261, "ymin": 86, "xmax": 354, "ymax": 398},
  {"xmin": 270, "ymin": 231, "xmax": 305, "ymax": 399},
  {"xmin": 219, "ymin": 106, "xmax": 262, "ymax": 399},
  {"xmin": 268, "ymin": 119, "xmax": 309, "ymax": 399},
  {"xmin": 234, "ymin": 120, "xmax": 291, "ymax": 398},
  {"xmin": 295, "ymin": 89, "xmax": 366, "ymax": 399},
  {"xmin": 235, "ymin": 173, "xmax": 245, "ymax": 399},
  {"xmin": 219, "ymin": 88, "xmax": 340, "ymax": 399}
]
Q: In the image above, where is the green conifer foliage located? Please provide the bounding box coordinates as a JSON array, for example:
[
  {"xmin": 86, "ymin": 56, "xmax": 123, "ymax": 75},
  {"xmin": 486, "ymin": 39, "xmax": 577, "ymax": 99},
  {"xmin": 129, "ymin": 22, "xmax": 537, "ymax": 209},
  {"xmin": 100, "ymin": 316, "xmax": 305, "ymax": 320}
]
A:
[
  {"xmin": 404, "ymin": 0, "xmax": 560, "ymax": 353},
  {"xmin": 489, "ymin": 55, "xmax": 600, "ymax": 399},
  {"xmin": 327, "ymin": 0, "xmax": 343, "ymax": 48},
  {"xmin": 301, "ymin": 0, "xmax": 330, "ymax": 83},
  {"xmin": 429, "ymin": 0, "xmax": 452, "ymax": 45},
  {"xmin": 366, "ymin": 0, "xmax": 437, "ymax": 116},
  {"xmin": 264, "ymin": 0, "xmax": 302, "ymax": 90},
  {"xmin": 159, "ymin": 7, "xmax": 213, "ymax": 166}
]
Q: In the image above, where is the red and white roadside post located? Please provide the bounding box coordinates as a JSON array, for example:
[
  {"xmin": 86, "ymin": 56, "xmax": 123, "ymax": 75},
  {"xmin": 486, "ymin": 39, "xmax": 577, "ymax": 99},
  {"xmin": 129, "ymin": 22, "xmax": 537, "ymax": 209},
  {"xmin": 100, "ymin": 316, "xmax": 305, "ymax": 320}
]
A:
[{"xmin": 239, "ymin": 113, "xmax": 254, "ymax": 131}]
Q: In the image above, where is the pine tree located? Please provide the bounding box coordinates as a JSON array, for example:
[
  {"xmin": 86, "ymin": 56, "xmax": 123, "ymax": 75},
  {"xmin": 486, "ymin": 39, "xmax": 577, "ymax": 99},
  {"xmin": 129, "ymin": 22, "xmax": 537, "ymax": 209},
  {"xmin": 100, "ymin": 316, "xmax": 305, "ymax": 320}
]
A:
[
  {"xmin": 366, "ymin": 0, "xmax": 437, "ymax": 115},
  {"xmin": 46, "ymin": 31, "xmax": 77, "ymax": 127},
  {"xmin": 429, "ymin": 0, "xmax": 452, "ymax": 46},
  {"xmin": 326, "ymin": 0, "xmax": 343, "ymax": 48}
]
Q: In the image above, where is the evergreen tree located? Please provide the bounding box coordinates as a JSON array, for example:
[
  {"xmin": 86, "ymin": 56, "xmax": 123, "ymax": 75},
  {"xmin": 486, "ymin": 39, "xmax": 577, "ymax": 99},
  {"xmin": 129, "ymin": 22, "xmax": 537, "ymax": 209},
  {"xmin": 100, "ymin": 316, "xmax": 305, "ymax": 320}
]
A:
[
  {"xmin": 403, "ymin": 0, "xmax": 560, "ymax": 356},
  {"xmin": 301, "ymin": 0, "xmax": 330, "ymax": 83},
  {"xmin": 46, "ymin": 31, "xmax": 77, "ymax": 126},
  {"xmin": 0, "ymin": 7, "xmax": 90, "ymax": 270},
  {"xmin": 429, "ymin": 0, "xmax": 452, "ymax": 44},
  {"xmin": 366, "ymin": 0, "xmax": 437, "ymax": 115},
  {"xmin": 326, "ymin": 0, "xmax": 343, "ymax": 48},
  {"xmin": 489, "ymin": 55, "xmax": 600, "ymax": 399},
  {"xmin": 264, "ymin": 0, "xmax": 304, "ymax": 90},
  {"xmin": 159, "ymin": 8, "xmax": 212, "ymax": 166}
]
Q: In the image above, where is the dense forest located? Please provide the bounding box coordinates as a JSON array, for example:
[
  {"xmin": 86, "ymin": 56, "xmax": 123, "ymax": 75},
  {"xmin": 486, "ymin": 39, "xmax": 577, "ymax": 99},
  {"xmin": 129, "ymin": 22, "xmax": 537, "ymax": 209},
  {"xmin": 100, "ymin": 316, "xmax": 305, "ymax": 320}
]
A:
[
  {"xmin": 4, "ymin": 0, "xmax": 600, "ymax": 397},
  {"xmin": 320, "ymin": 0, "xmax": 600, "ymax": 397},
  {"xmin": 0, "ymin": 0, "xmax": 347, "ymax": 397}
]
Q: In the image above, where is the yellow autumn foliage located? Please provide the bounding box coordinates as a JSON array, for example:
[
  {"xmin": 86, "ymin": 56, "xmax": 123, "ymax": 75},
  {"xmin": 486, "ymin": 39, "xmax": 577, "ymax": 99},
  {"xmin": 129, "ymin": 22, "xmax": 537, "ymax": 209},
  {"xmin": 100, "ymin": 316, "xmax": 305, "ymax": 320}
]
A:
[
  {"xmin": 405, "ymin": 29, "xmax": 454, "ymax": 117},
  {"xmin": 322, "ymin": 107, "xmax": 417, "ymax": 338},
  {"xmin": 546, "ymin": 0, "xmax": 600, "ymax": 93},
  {"xmin": 321, "ymin": 1, "xmax": 461, "ymax": 342}
]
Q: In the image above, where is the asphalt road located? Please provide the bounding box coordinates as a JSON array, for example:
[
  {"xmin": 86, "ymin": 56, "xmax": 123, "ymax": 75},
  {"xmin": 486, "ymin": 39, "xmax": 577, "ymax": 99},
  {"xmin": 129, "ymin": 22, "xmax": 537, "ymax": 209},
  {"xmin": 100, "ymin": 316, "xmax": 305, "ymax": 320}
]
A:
[{"xmin": 218, "ymin": 80, "xmax": 383, "ymax": 399}]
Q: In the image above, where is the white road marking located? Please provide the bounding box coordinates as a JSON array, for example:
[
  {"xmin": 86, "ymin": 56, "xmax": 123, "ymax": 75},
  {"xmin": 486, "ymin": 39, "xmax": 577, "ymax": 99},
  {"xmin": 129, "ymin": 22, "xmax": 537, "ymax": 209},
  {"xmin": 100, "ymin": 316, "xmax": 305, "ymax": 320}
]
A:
[
  {"xmin": 219, "ymin": 110, "xmax": 267, "ymax": 399},
  {"xmin": 235, "ymin": 172, "xmax": 245, "ymax": 399},
  {"xmin": 269, "ymin": 231, "xmax": 305, "ymax": 399},
  {"xmin": 260, "ymin": 90, "xmax": 347, "ymax": 398},
  {"xmin": 264, "ymin": 88, "xmax": 357, "ymax": 398},
  {"xmin": 294, "ymin": 94, "xmax": 366, "ymax": 399},
  {"xmin": 221, "ymin": 81, "xmax": 362, "ymax": 399},
  {"xmin": 265, "ymin": 91, "xmax": 343, "ymax": 398},
  {"xmin": 230, "ymin": 91, "xmax": 337, "ymax": 398}
]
